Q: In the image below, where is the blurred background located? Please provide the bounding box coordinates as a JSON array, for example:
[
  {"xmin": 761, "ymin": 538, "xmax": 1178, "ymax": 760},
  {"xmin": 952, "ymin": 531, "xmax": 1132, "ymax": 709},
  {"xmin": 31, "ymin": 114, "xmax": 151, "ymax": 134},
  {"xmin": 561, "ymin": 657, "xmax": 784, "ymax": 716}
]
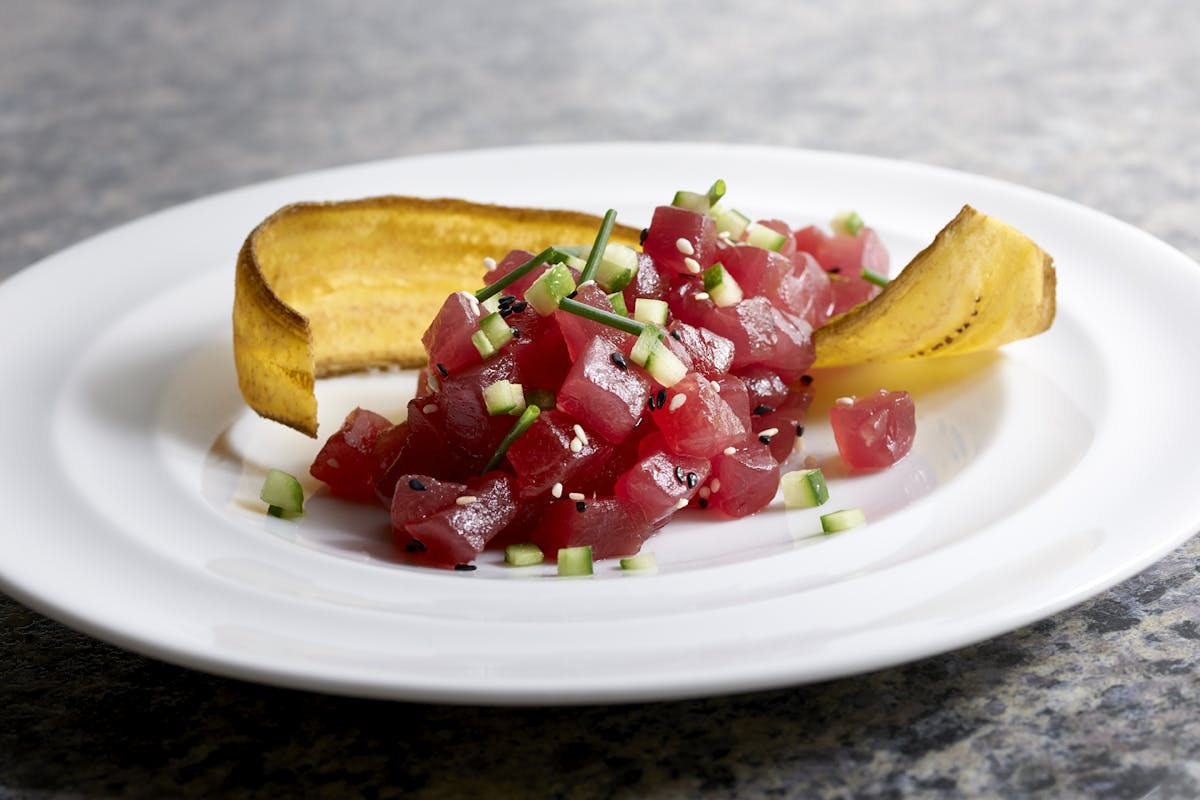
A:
[{"xmin": 3, "ymin": 1, "xmax": 1199, "ymax": 797}]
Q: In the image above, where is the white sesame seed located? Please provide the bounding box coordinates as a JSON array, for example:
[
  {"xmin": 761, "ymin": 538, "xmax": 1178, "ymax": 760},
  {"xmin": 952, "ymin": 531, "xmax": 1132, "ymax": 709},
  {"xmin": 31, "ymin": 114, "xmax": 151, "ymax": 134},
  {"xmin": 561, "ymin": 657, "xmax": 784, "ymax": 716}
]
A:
[
  {"xmin": 722, "ymin": 446, "xmax": 736, "ymax": 456},
  {"xmin": 572, "ymin": 424, "xmax": 589, "ymax": 446},
  {"xmin": 482, "ymin": 256, "xmax": 497, "ymax": 272},
  {"xmin": 675, "ymin": 497, "xmax": 689, "ymax": 510},
  {"xmin": 675, "ymin": 237, "xmax": 695, "ymax": 256},
  {"xmin": 803, "ymin": 454, "xmax": 818, "ymax": 469},
  {"xmin": 326, "ymin": 458, "xmax": 340, "ymax": 469},
  {"xmin": 668, "ymin": 394, "xmax": 687, "ymax": 412},
  {"xmin": 422, "ymin": 403, "xmax": 439, "ymax": 414},
  {"xmin": 699, "ymin": 487, "xmax": 711, "ymax": 499},
  {"xmin": 568, "ymin": 492, "xmax": 586, "ymax": 502},
  {"xmin": 427, "ymin": 373, "xmax": 440, "ymax": 392},
  {"xmin": 570, "ymin": 437, "xmax": 583, "ymax": 453},
  {"xmin": 461, "ymin": 290, "xmax": 481, "ymax": 316},
  {"xmin": 684, "ymin": 257, "xmax": 700, "ymax": 274},
  {"xmin": 835, "ymin": 396, "xmax": 855, "ymax": 405},
  {"xmin": 455, "ymin": 495, "xmax": 478, "ymax": 506},
  {"xmin": 710, "ymin": 479, "xmax": 722, "ymax": 493},
  {"xmin": 579, "ymin": 279, "xmax": 597, "ymax": 288},
  {"xmin": 718, "ymin": 230, "xmax": 733, "ymax": 240},
  {"xmin": 760, "ymin": 427, "xmax": 780, "ymax": 438},
  {"xmin": 693, "ymin": 292, "xmax": 710, "ymax": 301},
  {"xmin": 551, "ymin": 483, "xmax": 563, "ymax": 498}
]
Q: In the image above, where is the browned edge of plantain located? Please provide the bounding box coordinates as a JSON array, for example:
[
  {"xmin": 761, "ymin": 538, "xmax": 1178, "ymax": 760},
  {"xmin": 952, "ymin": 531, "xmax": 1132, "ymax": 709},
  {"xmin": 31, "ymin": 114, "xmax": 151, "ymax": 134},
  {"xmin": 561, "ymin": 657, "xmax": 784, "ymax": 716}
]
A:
[{"xmin": 233, "ymin": 196, "xmax": 642, "ymax": 437}]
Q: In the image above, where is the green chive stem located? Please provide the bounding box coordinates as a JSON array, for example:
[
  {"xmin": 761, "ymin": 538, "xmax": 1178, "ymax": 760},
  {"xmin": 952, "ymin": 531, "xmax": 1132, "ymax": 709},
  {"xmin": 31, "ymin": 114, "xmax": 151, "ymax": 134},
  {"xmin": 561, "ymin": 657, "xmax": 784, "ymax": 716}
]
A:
[
  {"xmin": 483, "ymin": 405, "xmax": 541, "ymax": 472},
  {"xmin": 476, "ymin": 247, "xmax": 568, "ymax": 303},
  {"xmin": 862, "ymin": 268, "xmax": 890, "ymax": 288},
  {"xmin": 559, "ymin": 297, "xmax": 650, "ymax": 337},
  {"xmin": 577, "ymin": 209, "xmax": 618, "ymax": 286}
]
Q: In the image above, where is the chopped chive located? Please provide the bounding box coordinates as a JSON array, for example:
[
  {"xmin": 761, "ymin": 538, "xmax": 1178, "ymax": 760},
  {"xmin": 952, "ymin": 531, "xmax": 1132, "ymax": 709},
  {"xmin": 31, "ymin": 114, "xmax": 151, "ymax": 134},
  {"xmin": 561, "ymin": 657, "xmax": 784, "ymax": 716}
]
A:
[
  {"xmin": 833, "ymin": 210, "xmax": 865, "ymax": 236},
  {"xmin": 483, "ymin": 405, "xmax": 541, "ymax": 472},
  {"xmin": 475, "ymin": 247, "xmax": 568, "ymax": 303},
  {"xmin": 577, "ymin": 209, "xmax": 618, "ymax": 286},
  {"xmin": 862, "ymin": 268, "xmax": 890, "ymax": 288},
  {"xmin": 706, "ymin": 179, "xmax": 727, "ymax": 205},
  {"xmin": 558, "ymin": 297, "xmax": 649, "ymax": 337}
]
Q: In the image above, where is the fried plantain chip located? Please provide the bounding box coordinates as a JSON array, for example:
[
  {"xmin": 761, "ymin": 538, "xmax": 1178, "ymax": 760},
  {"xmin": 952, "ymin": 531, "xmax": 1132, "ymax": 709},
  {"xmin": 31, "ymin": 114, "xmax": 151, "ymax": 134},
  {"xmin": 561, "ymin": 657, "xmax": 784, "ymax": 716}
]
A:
[
  {"xmin": 812, "ymin": 205, "xmax": 1055, "ymax": 367},
  {"xmin": 233, "ymin": 196, "xmax": 642, "ymax": 437}
]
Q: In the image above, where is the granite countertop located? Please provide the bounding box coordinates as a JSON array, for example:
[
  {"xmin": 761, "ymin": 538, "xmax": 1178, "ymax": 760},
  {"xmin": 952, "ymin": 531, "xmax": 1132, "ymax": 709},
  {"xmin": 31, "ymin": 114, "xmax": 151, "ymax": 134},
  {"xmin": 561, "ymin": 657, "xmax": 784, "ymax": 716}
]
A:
[{"xmin": 3, "ymin": 1, "xmax": 1199, "ymax": 797}]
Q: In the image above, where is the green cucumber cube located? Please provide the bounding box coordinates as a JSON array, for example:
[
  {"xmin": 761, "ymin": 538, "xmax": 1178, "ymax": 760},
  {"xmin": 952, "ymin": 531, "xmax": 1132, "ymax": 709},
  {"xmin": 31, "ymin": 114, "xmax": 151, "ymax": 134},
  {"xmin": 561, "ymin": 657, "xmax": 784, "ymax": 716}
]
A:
[
  {"xmin": 619, "ymin": 552, "xmax": 658, "ymax": 572},
  {"xmin": 781, "ymin": 468, "xmax": 829, "ymax": 509},
  {"xmin": 557, "ymin": 545, "xmax": 594, "ymax": 577},
  {"xmin": 592, "ymin": 244, "xmax": 639, "ymax": 293},
  {"xmin": 745, "ymin": 222, "xmax": 788, "ymax": 251},
  {"xmin": 525, "ymin": 263, "xmax": 577, "ymax": 316},
  {"xmin": 832, "ymin": 210, "xmax": 865, "ymax": 237},
  {"xmin": 608, "ymin": 291, "xmax": 629, "ymax": 317},
  {"xmin": 479, "ymin": 311, "xmax": 514, "ymax": 350},
  {"xmin": 483, "ymin": 379, "xmax": 526, "ymax": 416},
  {"xmin": 701, "ymin": 262, "xmax": 744, "ymax": 308},
  {"xmin": 633, "ymin": 298, "xmax": 669, "ymax": 326},
  {"xmin": 671, "ymin": 190, "xmax": 710, "ymax": 213},
  {"xmin": 820, "ymin": 508, "xmax": 867, "ymax": 533},
  {"xmin": 260, "ymin": 469, "xmax": 304, "ymax": 516},
  {"xmin": 709, "ymin": 204, "xmax": 750, "ymax": 239},
  {"xmin": 505, "ymin": 543, "xmax": 544, "ymax": 567},
  {"xmin": 471, "ymin": 329, "xmax": 497, "ymax": 359}
]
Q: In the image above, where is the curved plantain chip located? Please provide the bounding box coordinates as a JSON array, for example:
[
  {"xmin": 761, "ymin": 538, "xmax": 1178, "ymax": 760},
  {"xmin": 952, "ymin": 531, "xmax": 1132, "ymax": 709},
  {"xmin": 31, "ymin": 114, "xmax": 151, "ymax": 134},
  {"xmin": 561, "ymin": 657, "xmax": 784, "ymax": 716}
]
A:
[
  {"xmin": 233, "ymin": 196, "xmax": 642, "ymax": 437},
  {"xmin": 812, "ymin": 205, "xmax": 1055, "ymax": 367}
]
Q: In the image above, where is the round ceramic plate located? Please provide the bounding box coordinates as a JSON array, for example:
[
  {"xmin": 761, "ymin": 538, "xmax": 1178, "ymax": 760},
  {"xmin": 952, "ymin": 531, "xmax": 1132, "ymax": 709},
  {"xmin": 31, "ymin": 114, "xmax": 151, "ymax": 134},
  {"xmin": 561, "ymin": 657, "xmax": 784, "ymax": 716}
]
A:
[{"xmin": 3, "ymin": 143, "xmax": 1199, "ymax": 705}]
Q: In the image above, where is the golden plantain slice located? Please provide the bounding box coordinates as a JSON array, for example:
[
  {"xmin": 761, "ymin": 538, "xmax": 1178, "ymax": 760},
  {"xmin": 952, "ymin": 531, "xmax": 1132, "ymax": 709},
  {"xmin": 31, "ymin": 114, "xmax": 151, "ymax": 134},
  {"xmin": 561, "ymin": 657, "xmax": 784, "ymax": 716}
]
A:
[
  {"xmin": 233, "ymin": 196, "xmax": 642, "ymax": 437},
  {"xmin": 812, "ymin": 205, "xmax": 1055, "ymax": 367}
]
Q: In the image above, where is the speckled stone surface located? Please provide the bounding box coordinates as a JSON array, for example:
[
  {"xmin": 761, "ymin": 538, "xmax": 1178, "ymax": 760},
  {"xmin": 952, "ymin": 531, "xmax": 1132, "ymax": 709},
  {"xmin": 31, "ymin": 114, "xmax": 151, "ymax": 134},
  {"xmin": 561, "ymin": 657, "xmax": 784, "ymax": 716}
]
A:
[{"xmin": 3, "ymin": 1, "xmax": 1199, "ymax": 797}]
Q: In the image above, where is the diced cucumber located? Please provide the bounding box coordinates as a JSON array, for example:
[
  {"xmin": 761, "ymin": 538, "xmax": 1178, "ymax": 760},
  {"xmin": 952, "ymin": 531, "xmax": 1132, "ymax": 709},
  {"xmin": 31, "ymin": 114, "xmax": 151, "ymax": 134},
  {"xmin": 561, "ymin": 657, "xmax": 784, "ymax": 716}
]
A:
[
  {"xmin": 630, "ymin": 327, "xmax": 661, "ymax": 367},
  {"xmin": 701, "ymin": 263, "xmax": 744, "ymax": 308},
  {"xmin": 471, "ymin": 329, "xmax": 497, "ymax": 359},
  {"xmin": 505, "ymin": 543, "xmax": 544, "ymax": 567},
  {"xmin": 672, "ymin": 190, "xmax": 710, "ymax": 213},
  {"xmin": 483, "ymin": 380, "xmax": 526, "ymax": 416},
  {"xmin": 709, "ymin": 204, "xmax": 750, "ymax": 240},
  {"xmin": 619, "ymin": 552, "xmax": 658, "ymax": 572},
  {"xmin": 578, "ymin": 243, "xmax": 638, "ymax": 293},
  {"xmin": 479, "ymin": 311, "xmax": 514, "ymax": 349},
  {"xmin": 781, "ymin": 468, "xmax": 829, "ymax": 509},
  {"xmin": 832, "ymin": 210, "xmax": 864, "ymax": 237},
  {"xmin": 607, "ymin": 291, "xmax": 629, "ymax": 317},
  {"xmin": 643, "ymin": 343, "xmax": 687, "ymax": 387},
  {"xmin": 745, "ymin": 222, "xmax": 788, "ymax": 252},
  {"xmin": 820, "ymin": 508, "xmax": 866, "ymax": 533},
  {"xmin": 260, "ymin": 469, "xmax": 304, "ymax": 517},
  {"xmin": 525, "ymin": 263, "xmax": 577, "ymax": 316},
  {"xmin": 633, "ymin": 298, "xmax": 669, "ymax": 326},
  {"xmin": 557, "ymin": 545, "xmax": 594, "ymax": 577},
  {"xmin": 480, "ymin": 294, "xmax": 501, "ymax": 314}
]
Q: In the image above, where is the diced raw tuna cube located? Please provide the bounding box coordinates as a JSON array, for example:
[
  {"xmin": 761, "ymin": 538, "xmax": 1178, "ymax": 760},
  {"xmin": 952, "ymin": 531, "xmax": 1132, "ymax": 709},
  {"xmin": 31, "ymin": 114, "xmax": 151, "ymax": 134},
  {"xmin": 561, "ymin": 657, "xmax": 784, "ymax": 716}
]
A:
[
  {"xmin": 422, "ymin": 291, "xmax": 484, "ymax": 373},
  {"xmin": 503, "ymin": 302, "xmax": 572, "ymax": 390},
  {"xmin": 614, "ymin": 439, "xmax": 711, "ymax": 526},
  {"xmin": 701, "ymin": 297, "xmax": 777, "ymax": 370},
  {"xmin": 504, "ymin": 408, "xmax": 612, "ymax": 496},
  {"xmin": 760, "ymin": 307, "xmax": 815, "ymax": 382},
  {"xmin": 622, "ymin": 251, "xmax": 668, "ymax": 310},
  {"xmin": 716, "ymin": 245, "xmax": 793, "ymax": 298},
  {"xmin": 752, "ymin": 388, "xmax": 813, "ymax": 462},
  {"xmin": 438, "ymin": 353, "xmax": 525, "ymax": 472},
  {"xmin": 390, "ymin": 474, "xmax": 466, "ymax": 533},
  {"xmin": 776, "ymin": 252, "xmax": 835, "ymax": 329},
  {"xmin": 406, "ymin": 472, "xmax": 518, "ymax": 566},
  {"xmin": 714, "ymin": 375, "xmax": 752, "ymax": 431},
  {"xmin": 555, "ymin": 282, "xmax": 634, "ymax": 361},
  {"xmin": 737, "ymin": 367, "xmax": 789, "ymax": 411},
  {"xmin": 830, "ymin": 390, "xmax": 916, "ymax": 469},
  {"xmin": 794, "ymin": 226, "xmax": 890, "ymax": 316},
  {"xmin": 642, "ymin": 206, "xmax": 717, "ymax": 277},
  {"xmin": 310, "ymin": 407, "xmax": 394, "ymax": 503},
  {"xmin": 666, "ymin": 322, "xmax": 734, "ymax": 378},
  {"xmin": 532, "ymin": 496, "xmax": 652, "ymax": 560},
  {"xmin": 652, "ymin": 373, "xmax": 746, "ymax": 458},
  {"xmin": 370, "ymin": 421, "xmax": 411, "ymax": 503},
  {"xmin": 706, "ymin": 440, "xmax": 780, "ymax": 518},
  {"xmin": 557, "ymin": 337, "xmax": 652, "ymax": 444}
]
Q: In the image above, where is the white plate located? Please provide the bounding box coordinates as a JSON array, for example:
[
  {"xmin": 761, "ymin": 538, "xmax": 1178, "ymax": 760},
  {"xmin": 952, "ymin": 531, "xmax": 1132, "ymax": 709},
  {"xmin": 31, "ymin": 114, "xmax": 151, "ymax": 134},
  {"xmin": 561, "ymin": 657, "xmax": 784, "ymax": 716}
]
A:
[{"xmin": 3, "ymin": 143, "xmax": 1199, "ymax": 705}]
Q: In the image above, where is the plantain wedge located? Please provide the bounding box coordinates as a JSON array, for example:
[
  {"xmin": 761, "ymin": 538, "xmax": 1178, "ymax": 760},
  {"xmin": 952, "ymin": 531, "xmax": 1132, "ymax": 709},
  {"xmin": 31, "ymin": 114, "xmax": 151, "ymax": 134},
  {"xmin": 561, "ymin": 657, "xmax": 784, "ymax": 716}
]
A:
[
  {"xmin": 812, "ymin": 205, "xmax": 1055, "ymax": 367},
  {"xmin": 233, "ymin": 196, "xmax": 641, "ymax": 437}
]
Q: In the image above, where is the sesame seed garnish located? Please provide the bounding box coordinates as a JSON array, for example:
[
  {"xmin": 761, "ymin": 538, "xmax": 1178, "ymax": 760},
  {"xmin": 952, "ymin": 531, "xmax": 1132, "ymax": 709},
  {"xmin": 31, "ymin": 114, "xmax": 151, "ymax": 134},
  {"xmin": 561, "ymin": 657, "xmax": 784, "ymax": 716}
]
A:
[
  {"xmin": 675, "ymin": 237, "xmax": 695, "ymax": 256},
  {"xmin": 511, "ymin": 300, "xmax": 528, "ymax": 314},
  {"xmin": 511, "ymin": 327, "xmax": 521, "ymax": 338},
  {"xmin": 710, "ymin": 479, "xmax": 721, "ymax": 493},
  {"xmin": 463, "ymin": 291, "xmax": 481, "ymax": 315},
  {"xmin": 326, "ymin": 457, "xmax": 340, "ymax": 469},
  {"xmin": 483, "ymin": 257, "xmax": 497, "ymax": 272},
  {"xmin": 655, "ymin": 388, "xmax": 667, "ymax": 409},
  {"xmin": 498, "ymin": 294, "xmax": 517, "ymax": 307},
  {"xmin": 454, "ymin": 564, "xmax": 477, "ymax": 571},
  {"xmin": 668, "ymin": 394, "xmax": 687, "ymax": 412},
  {"xmin": 499, "ymin": 306, "xmax": 514, "ymax": 318},
  {"xmin": 796, "ymin": 425, "xmax": 805, "ymax": 437},
  {"xmin": 684, "ymin": 257, "xmax": 701, "ymax": 274},
  {"xmin": 611, "ymin": 351, "xmax": 628, "ymax": 371},
  {"xmin": 698, "ymin": 497, "xmax": 709, "ymax": 509},
  {"xmin": 568, "ymin": 492, "xmax": 586, "ymax": 502},
  {"xmin": 436, "ymin": 363, "xmax": 449, "ymax": 377},
  {"xmin": 408, "ymin": 478, "xmax": 426, "ymax": 491},
  {"xmin": 693, "ymin": 292, "xmax": 710, "ymax": 301},
  {"xmin": 455, "ymin": 495, "xmax": 478, "ymax": 506},
  {"xmin": 674, "ymin": 465, "xmax": 686, "ymax": 484},
  {"xmin": 570, "ymin": 437, "xmax": 583, "ymax": 453},
  {"xmin": 699, "ymin": 487, "xmax": 711, "ymax": 499},
  {"xmin": 803, "ymin": 455, "xmax": 818, "ymax": 469},
  {"xmin": 670, "ymin": 329, "xmax": 683, "ymax": 341},
  {"xmin": 551, "ymin": 483, "xmax": 563, "ymax": 498},
  {"xmin": 753, "ymin": 404, "xmax": 773, "ymax": 415},
  {"xmin": 760, "ymin": 427, "xmax": 779, "ymax": 438},
  {"xmin": 575, "ymin": 500, "xmax": 587, "ymax": 512},
  {"xmin": 639, "ymin": 228, "xmax": 649, "ymax": 244},
  {"xmin": 800, "ymin": 375, "xmax": 813, "ymax": 385},
  {"xmin": 718, "ymin": 230, "xmax": 732, "ymax": 240},
  {"xmin": 405, "ymin": 538, "xmax": 426, "ymax": 552},
  {"xmin": 674, "ymin": 497, "xmax": 689, "ymax": 510},
  {"xmin": 835, "ymin": 396, "xmax": 854, "ymax": 405},
  {"xmin": 686, "ymin": 472, "xmax": 698, "ymax": 488},
  {"xmin": 572, "ymin": 424, "xmax": 589, "ymax": 446},
  {"xmin": 423, "ymin": 403, "xmax": 439, "ymax": 414},
  {"xmin": 722, "ymin": 446, "xmax": 736, "ymax": 456},
  {"xmin": 427, "ymin": 373, "xmax": 441, "ymax": 392}
]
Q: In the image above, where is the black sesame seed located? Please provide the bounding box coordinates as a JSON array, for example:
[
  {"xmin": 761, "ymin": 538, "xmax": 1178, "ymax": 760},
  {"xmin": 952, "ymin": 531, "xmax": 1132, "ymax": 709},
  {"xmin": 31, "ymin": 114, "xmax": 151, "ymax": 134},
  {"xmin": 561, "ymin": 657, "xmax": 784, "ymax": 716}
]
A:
[
  {"xmin": 670, "ymin": 329, "xmax": 683, "ymax": 341},
  {"xmin": 698, "ymin": 497, "xmax": 709, "ymax": 509},
  {"xmin": 454, "ymin": 564, "xmax": 477, "ymax": 571},
  {"xmin": 575, "ymin": 500, "xmax": 587, "ymax": 512},
  {"xmin": 674, "ymin": 465, "xmax": 686, "ymax": 484},
  {"xmin": 566, "ymin": 290, "xmax": 578, "ymax": 300},
  {"xmin": 753, "ymin": 404, "xmax": 774, "ymax": 416},
  {"xmin": 405, "ymin": 538, "xmax": 427, "ymax": 552},
  {"xmin": 686, "ymin": 472, "xmax": 698, "ymax": 488},
  {"xmin": 408, "ymin": 478, "xmax": 426, "ymax": 491},
  {"xmin": 639, "ymin": 227, "xmax": 649, "ymax": 245},
  {"xmin": 759, "ymin": 434, "xmax": 772, "ymax": 445},
  {"xmin": 796, "ymin": 425, "xmax": 805, "ymax": 437},
  {"xmin": 511, "ymin": 327, "xmax": 521, "ymax": 338},
  {"xmin": 656, "ymin": 388, "xmax": 667, "ymax": 408},
  {"xmin": 511, "ymin": 300, "xmax": 528, "ymax": 314},
  {"xmin": 498, "ymin": 294, "xmax": 517, "ymax": 306},
  {"xmin": 611, "ymin": 352, "xmax": 628, "ymax": 371},
  {"xmin": 829, "ymin": 266, "xmax": 842, "ymax": 274},
  {"xmin": 436, "ymin": 363, "xmax": 448, "ymax": 377},
  {"xmin": 646, "ymin": 396, "xmax": 656, "ymax": 412},
  {"xmin": 800, "ymin": 375, "xmax": 814, "ymax": 386},
  {"xmin": 499, "ymin": 306, "xmax": 514, "ymax": 318}
]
